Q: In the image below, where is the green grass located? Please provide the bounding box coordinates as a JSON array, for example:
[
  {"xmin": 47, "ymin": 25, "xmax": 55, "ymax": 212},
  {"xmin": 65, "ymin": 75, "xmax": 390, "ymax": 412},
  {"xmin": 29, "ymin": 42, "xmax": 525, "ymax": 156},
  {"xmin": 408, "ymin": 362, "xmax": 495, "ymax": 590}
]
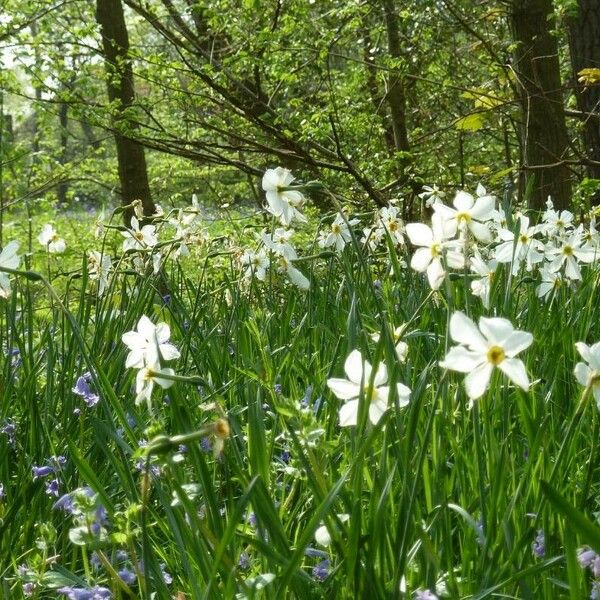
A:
[{"xmin": 0, "ymin": 201, "xmax": 599, "ymax": 599}]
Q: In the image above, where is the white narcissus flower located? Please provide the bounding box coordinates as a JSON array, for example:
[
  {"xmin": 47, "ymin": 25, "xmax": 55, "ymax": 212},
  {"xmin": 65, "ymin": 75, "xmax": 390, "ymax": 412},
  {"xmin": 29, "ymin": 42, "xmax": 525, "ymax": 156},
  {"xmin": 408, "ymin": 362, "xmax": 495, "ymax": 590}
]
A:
[
  {"xmin": 276, "ymin": 255, "xmax": 310, "ymax": 290},
  {"xmin": 405, "ymin": 213, "xmax": 464, "ymax": 290},
  {"xmin": 121, "ymin": 216, "xmax": 158, "ymax": 252},
  {"xmin": 38, "ymin": 224, "xmax": 66, "ymax": 254},
  {"xmin": 122, "ymin": 315, "xmax": 180, "ymax": 369},
  {"xmin": 0, "ymin": 241, "xmax": 20, "ymax": 298},
  {"xmin": 361, "ymin": 225, "xmax": 385, "ymax": 251},
  {"xmin": 418, "ymin": 184, "xmax": 445, "ymax": 207},
  {"xmin": 439, "ymin": 311, "xmax": 533, "ymax": 401},
  {"xmin": 432, "ymin": 188, "xmax": 495, "ymax": 242},
  {"xmin": 318, "ymin": 213, "xmax": 359, "ymax": 253},
  {"xmin": 536, "ymin": 265, "xmax": 562, "ymax": 300},
  {"xmin": 241, "ymin": 249, "xmax": 269, "ymax": 281},
  {"xmin": 315, "ymin": 513, "xmax": 350, "ymax": 546},
  {"xmin": 261, "ymin": 228, "xmax": 297, "ymax": 260},
  {"xmin": 545, "ymin": 227, "xmax": 596, "ymax": 280},
  {"xmin": 262, "ymin": 167, "xmax": 307, "ymax": 226},
  {"xmin": 470, "ymin": 252, "xmax": 497, "ymax": 309},
  {"xmin": 135, "ymin": 365, "xmax": 175, "ymax": 406},
  {"xmin": 574, "ymin": 342, "xmax": 600, "ymax": 408},
  {"xmin": 494, "ymin": 215, "xmax": 544, "ymax": 274},
  {"xmin": 378, "ymin": 206, "xmax": 405, "ymax": 246},
  {"xmin": 326, "ymin": 349, "xmax": 410, "ymax": 427},
  {"xmin": 87, "ymin": 251, "xmax": 112, "ymax": 296}
]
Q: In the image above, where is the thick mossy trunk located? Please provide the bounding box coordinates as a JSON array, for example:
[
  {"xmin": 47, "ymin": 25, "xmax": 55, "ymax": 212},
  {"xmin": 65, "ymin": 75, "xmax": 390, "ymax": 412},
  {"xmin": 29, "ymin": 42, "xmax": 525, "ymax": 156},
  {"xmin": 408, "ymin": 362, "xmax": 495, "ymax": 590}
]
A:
[
  {"xmin": 95, "ymin": 0, "xmax": 154, "ymax": 224},
  {"xmin": 510, "ymin": 0, "xmax": 572, "ymax": 210},
  {"xmin": 568, "ymin": 0, "xmax": 600, "ymax": 195}
]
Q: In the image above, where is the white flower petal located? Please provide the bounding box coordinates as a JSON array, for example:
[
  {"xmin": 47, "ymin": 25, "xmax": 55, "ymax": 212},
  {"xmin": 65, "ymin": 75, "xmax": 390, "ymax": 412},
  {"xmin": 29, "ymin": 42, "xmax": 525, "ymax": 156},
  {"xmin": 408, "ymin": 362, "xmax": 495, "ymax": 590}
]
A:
[
  {"xmin": 369, "ymin": 398, "xmax": 388, "ymax": 425},
  {"xmin": 449, "ymin": 311, "xmax": 487, "ymax": 351},
  {"xmin": 498, "ymin": 358, "xmax": 530, "ymax": 390},
  {"xmin": 406, "ymin": 223, "xmax": 433, "ymax": 247},
  {"xmin": 478, "ymin": 316, "xmax": 514, "ymax": 346},
  {"xmin": 339, "ymin": 399, "xmax": 359, "ymax": 427},
  {"xmin": 327, "ymin": 378, "xmax": 360, "ymax": 400},
  {"xmin": 464, "ymin": 362, "xmax": 493, "ymax": 400},
  {"xmin": 439, "ymin": 346, "xmax": 484, "ymax": 372},
  {"xmin": 502, "ymin": 331, "xmax": 533, "ymax": 357},
  {"xmin": 344, "ymin": 350, "xmax": 364, "ymax": 384}
]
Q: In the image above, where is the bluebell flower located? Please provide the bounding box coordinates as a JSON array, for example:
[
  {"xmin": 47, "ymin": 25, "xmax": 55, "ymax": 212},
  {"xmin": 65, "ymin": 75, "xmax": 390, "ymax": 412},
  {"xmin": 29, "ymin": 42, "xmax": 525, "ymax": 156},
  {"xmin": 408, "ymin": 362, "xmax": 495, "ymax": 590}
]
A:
[
  {"xmin": 274, "ymin": 383, "xmax": 282, "ymax": 394},
  {"xmin": 415, "ymin": 590, "xmax": 438, "ymax": 600},
  {"xmin": 73, "ymin": 372, "xmax": 100, "ymax": 407},
  {"xmin": 304, "ymin": 547, "xmax": 329, "ymax": 558},
  {"xmin": 118, "ymin": 568, "xmax": 136, "ymax": 586},
  {"xmin": 247, "ymin": 512, "xmax": 257, "ymax": 527},
  {"xmin": 300, "ymin": 385, "xmax": 313, "ymax": 408},
  {"xmin": 51, "ymin": 455, "xmax": 67, "ymax": 467},
  {"xmin": 22, "ymin": 583, "xmax": 35, "ymax": 596},
  {"xmin": 238, "ymin": 552, "xmax": 250, "ymax": 570},
  {"xmin": 200, "ymin": 437, "xmax": 212, "ymax": 453},
  {"xmin": 90, "ymin": 552, "xmax": 102, "ymax": 570},
  {"xmin": 45, "ymin": 478, "xmax": 60, "ymax": 496},
  {"xmin": 591, "ymin": 581, "xmax": 600, "ymax": 600},
  {"xmin": 53, "ymin": 492, "xmax": 76, "ymax": 513},
  {"xmin": 115, "ymin": 550, "xmax": 129, "ymax": 563},
  {"xmin": 32, "ymin": 465, "xmax": 54, "ymax": 480},
  {"xmin": 532, "ymin": 529, "xmax": 545, "ymax": 558},
  {"xmin": 1, "ymin": 419, "xmax": 16, "ymax": 445},
  {"xmin": 160, "ymin": 563, "xmax": 172, "ymax": 585},
  {"xmin": 57, "ymin": 586, "xmax": 112, "ymax": 599},
  {"xmin": 312, "ymin": 559, "xmax": 330, "ymax": 581}
]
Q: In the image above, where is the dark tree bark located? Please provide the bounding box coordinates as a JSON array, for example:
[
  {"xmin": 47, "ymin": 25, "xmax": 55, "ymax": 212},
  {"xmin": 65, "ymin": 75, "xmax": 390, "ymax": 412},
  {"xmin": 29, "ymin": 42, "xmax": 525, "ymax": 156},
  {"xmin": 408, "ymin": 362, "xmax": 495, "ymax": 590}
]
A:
[
  {"xmin": 568, "ymin": 0, "xmax": 600, "ymax": 190},
  {"xmin": 510, "ymin": 0, "xmax": 572, "ymax": 210},
  {"xmin": 381, "ymin": 0, "xmax": 410, "ymax": 154},
  {"xmin": 95, "ymin": 0, "xmax": 154, "ymax": 223},
  {"xmin": 57, "ymin": 100, "xmax": 69, "ymax": 204}
]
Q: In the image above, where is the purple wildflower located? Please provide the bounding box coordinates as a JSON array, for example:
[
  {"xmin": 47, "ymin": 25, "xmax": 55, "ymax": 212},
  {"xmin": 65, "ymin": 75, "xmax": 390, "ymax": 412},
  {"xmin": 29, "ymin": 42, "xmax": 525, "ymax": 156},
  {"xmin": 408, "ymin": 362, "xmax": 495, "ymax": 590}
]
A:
[
  {"xmin": 57, "ymin": 586, "xmax": 112, "ymax": 599},
  {"xmin": 32, "ymin": 465, "xmax": 54, "ymax": 480},
  {"xmin": 578, "ymin": 547, "xmax": 599, "ymax": 569},
  {"xmin": 45, "ymin": 478, "xmax": 60, "ymax": 496},
  {"xmin": 312, "ymin": 559, "xmax": 330, "ymax": 581},
  {"xmin": 592, "ymin": 581, "xmax": 600, "ymax": 600},
  {"xmin": 238, "ymin": 552, "xmax": 250, "ymax": 570},
  {"xmin": 1, "ymin": 420, "xmax": 16, "ymax": 445},
  {"xmin": 23, "ymin": 583, "xmax": 35, "ymax": 596},
  {"xmin": 532, "ymin": 529, "xmax": 545, "ymax": 558},
  {"xmin": 73, "ymin": 372, "xmax": 100, "ymax": 407},
  {"xmin": 118, "ymin": 568, "xmax": 136, "ymax": 586}
]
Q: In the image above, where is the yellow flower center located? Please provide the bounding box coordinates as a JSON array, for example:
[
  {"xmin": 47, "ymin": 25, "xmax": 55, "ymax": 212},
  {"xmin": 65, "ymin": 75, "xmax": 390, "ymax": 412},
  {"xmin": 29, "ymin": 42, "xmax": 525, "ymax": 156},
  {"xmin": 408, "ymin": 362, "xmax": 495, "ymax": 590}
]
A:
[
  {"xmin": 553, "ymin": 278, "xmax": 561, "ymax": 289},
  {"xmin": 519, "ymin": 234, "xmax": 529, "ymax": 243},
  {"xmin": 332, "ymin": 223, "xmax": 342, "ymax": 234},
  {"xmin": 388, "ymin": 220, "xmax": 399, "ymax": 232},
  {"xmin": 363, "ymin": 384, "xmax": 378, "ymax": 403},
  {"xmin": 134, "ymin": 232, "xmax": 144, "ymax": 241},
  {"xmin": 456, "ymin": 212, "xmax": 472, "ymax": 224},
  {"xmin": 562, "ymin": 245, "xmax": 574, "ymax": 256},
  {"xmin": 431, "ymin": 243, "xmax": 441, "ymax": 258},
  {"xmin": 487, "ymin": 345, "xmax": 505, "ymax": 365}
]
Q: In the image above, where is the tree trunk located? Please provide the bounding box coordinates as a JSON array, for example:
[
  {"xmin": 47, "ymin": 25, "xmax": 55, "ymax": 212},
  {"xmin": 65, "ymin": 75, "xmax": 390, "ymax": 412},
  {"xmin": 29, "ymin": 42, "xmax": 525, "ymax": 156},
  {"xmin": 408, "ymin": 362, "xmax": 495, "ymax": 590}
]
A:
[
  {"xmin": 95, "ymin": 0, "xmax": 154, "ymax": 223},
  {"xmin": 510, "ymin": 0, "xmax": 572, "ymax": 210},
  {"xmin": 381, "ymin": 0, "xmax": 410, "ymax": 154},
  {"xmin": 568, "ymin": 0, "xmax": 600, "ymax": 191}
]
